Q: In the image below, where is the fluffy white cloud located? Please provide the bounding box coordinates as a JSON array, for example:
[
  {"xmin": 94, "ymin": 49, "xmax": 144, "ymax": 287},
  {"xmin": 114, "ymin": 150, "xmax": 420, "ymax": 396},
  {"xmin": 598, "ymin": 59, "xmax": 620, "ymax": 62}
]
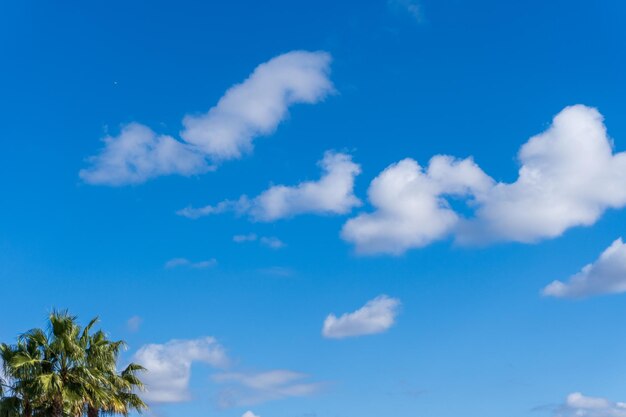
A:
[
  {"xmin": 342, "ymin": 156, "xmax": 492, "ymax": 255},
  {"xmin": 242, "ymin": 412, "xmax": 260, "ymax": 417},
  {"xmin": 132, "ymin": 337, "xmax": 229, "ymax": 403},
  {"xmin": 79, "ymin": 123, "xmax": 209, "ymax": 186},
  {"xmin": 81, "ymin": 51, "xmax": 333, "ymax": 186},
  {"xmin": 343, "ymin": 105, "xmax": 626, "ymax": 254},
  {"xmin": 543, "ymin": 238, "xmax": 626, "ymax": 298},
  {"xmin": 554, "ymin": 392, "xmax": 626, "ymax": 417},
  {"xmin": 322, "ymin": 295, "xmax": 401, "ymax": 339},
  {"xmin": 181, "ymin": 51, "xmax": 333, "ymax": 160},
  {"xmin": 213, "ymin": 370, "xmax": 322, "ymax": 408},
  {"xmin": 179, "ymin": 151, "xmax": 361, "ymax": 221},
  {"xmin": 460, "ymin": 105, "xmax": 626, "ymax": 244},
  {"xmin": 164, "ymin": 258, "xmax": 217, "ymax": 269}
]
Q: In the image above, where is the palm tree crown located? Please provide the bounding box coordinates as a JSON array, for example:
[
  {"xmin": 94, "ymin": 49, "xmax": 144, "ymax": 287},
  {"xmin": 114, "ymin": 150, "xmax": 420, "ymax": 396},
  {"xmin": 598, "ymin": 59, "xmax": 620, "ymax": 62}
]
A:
[{"xmin": 0, "ymin": 311, "xmax": 147, "ymax": 417}]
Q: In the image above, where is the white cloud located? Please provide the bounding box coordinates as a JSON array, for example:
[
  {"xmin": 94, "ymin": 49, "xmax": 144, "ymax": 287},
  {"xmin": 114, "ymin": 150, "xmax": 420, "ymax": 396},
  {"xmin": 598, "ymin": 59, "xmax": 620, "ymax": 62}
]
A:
[
  {"xmin": 260, "ymin": 236, "xmax": 285, "ymax": 249},
  {"xmin": 232, "ymin": 234, "xmax": 285, "ymax": 249},
  {"xmin": 178, "ymin": 199, "xmax": 247, "ymax": 220},
  {"xmin": 233, "ymin": 233, "xmax": 258, "ymax": 243},
  {"xmin": 126, "ymin": 315, "xmax": 143, "ymax": 333},
  {"xmin": 343, "ymin": 105, "xmax": 626, "ymax": 254},
  {"xmin": 132, "ymin": 337, "xmax": 229, "ymax": 403},
  {"xmin": 342, "ymin": 156, "xmax": 492, "ymax": 255},
  {"xmin": 543, "ymin": 238, "xmax": 626, "ymax": 298},
  {"xmin": 164, "ymin": 258, "xmax": 217, "ymax": 269},
  {"xmin": 179, "ymin": 151, "xmax": 362, "ymax": 221},
  {"xmin": 322, "ymin": 295, "xmax": 401, "ymax": 339},
  {"xmin": 213, "ymin": 370, "xmax": 322, "ymax": 408},
  {"xmin": 81, "ymin": 51, "xmax": 333, "ymax": 186},
  {"xmin": 79, "ymin": 123, "xmax": 209, "ymax": 186},
  {"xmin": 459, "ymin": 105, "xmax": 626, "ymax": 244},
  {"xmin": 554, "ymin": 392, "xmax": 626, "ymax": 417},
  {"xmin": 242, "ymin": 412, "xmax": 260, "ymax": 417},
  {"xmin": 181, "ymin": 51, "xmax": 333, "ymax": 160}
]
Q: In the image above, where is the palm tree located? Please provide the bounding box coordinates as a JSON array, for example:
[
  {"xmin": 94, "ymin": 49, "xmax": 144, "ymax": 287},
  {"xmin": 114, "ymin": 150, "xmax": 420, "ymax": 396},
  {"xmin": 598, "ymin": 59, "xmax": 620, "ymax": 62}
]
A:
[
  {"xmin": 0, "ymin": 339, "xmax": 42, "ymax": 417},
  {"xmin": 1, "ymin": 311, "xmax": 147, "ymax": 417},
  {"xmin": 12, "ymin": 312, "xmax": 103, "ymax": 417},
  {"xmin": 80, "ymin": 322, "xmax": 147, "ymax": 417}
]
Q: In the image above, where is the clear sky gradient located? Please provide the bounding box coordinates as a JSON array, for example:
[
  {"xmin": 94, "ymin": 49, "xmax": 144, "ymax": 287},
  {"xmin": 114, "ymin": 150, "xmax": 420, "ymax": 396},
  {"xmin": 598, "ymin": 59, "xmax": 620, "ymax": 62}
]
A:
[{"xmin": 1, "ymin": 1, "xmax": 626, "ymax": 417}]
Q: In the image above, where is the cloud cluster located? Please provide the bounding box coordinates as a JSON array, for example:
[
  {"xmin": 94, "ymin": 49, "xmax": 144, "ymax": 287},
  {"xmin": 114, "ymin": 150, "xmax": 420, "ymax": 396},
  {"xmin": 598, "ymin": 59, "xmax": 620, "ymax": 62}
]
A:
[
  {"xmin": 343, "ymin": 105, "xmax": 626, "ymax": 254},
  {"xmin": 213, "ymin": 370, "xmax": 323, "ymax": 408},
  {"xmin": 342, "ymin": 156, "xmax": 492, "ymax": 255},
  {"xmin": 322, "ymin": 295, "xmax": 401, "ymax": 339},
  {"xmin": 132, "ymin": 337, "xmax": 229, "ymax": 403},
  {"xmin": 132, "ymin": 337, "xmax": 320, "ymax": 407},
  {"xmin": 554, "ymin": 392, "xmax": 626, "ymax": 417},
  {"xmin": 80, "ymin": 51, "xmax": 333, "ymax": 185},
  {"xmin": 179, "ymin": 151, "xmax": 362, "ymax": 221},
  {"xmin": 543, "ymin": 238, "xmax": 626, "ymax": 298}
]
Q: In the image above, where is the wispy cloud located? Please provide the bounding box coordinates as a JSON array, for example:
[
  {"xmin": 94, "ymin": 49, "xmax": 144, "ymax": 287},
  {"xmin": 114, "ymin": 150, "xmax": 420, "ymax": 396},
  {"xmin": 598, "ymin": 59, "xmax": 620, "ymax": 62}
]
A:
[
  {"xmin": 165, "ymin": 258, "xmax": 217, "ymax": 269},
  {"xmin": 322, "ymin": 295, "xmax": 401, "ymax": 339},
  {"xmin": 80, "ymin": 51, "xmax": 333, "ymax": 186},
  {"xmin": 179, "ymin": 151, "xmax": 361, "ymax": 221},
  {"xmin": 543, "ymin": 238, "xmax": 626, "ymax": 298},
  {"xmin": 233, "ymin": 234, "xmax": 286, "ymax": 249},
  {"xmin": 260, "ymin": 236, "xmax": 285, "ymax": 249},
  {"xmin": 126, "ymin": 315, "xmax": 143, "ymax": 333},
  {"xmin": 213, "ymin": 370, "xmax": 323, "ymax": 408},
  {"xmin": 389, "ymin": 0, "xmax": 423, "ymax": 22},
  {"xmin": 233, "ymin": 233, "xmax": 258, "ymax": 243},
  {"xmin": 343, "ymin": 105, "xmax": 626, "ymax": 254}
]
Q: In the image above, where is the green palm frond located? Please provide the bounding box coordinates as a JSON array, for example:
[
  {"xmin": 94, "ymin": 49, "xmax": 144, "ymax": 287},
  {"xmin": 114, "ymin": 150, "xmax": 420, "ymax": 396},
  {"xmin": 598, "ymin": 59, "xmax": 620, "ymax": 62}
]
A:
[{"xmin": 1, "ymin": 312, "xmax": 149, "ymax": 417}]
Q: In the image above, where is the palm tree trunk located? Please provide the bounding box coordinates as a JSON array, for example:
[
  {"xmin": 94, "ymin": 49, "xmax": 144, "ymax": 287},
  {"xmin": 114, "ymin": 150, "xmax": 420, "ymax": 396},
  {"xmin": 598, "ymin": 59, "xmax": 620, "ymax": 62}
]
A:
[
  {"xmin": 23, "ymin": 398, "xmax": 32, "ymax": 417},
  {"xmin": 87, "ymin": 404, "xmax": 99, "ymax": 417},
  {"xmin": 52, "ymin": 397, "xmax": 63, "ymax": 417}
]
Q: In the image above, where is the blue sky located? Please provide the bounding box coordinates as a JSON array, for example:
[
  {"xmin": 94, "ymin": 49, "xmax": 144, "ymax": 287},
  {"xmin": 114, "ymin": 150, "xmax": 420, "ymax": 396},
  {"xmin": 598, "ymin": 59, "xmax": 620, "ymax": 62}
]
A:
[{"xmin": 2, "ymin": 1, "xmax": 626, "ymax": 416}]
